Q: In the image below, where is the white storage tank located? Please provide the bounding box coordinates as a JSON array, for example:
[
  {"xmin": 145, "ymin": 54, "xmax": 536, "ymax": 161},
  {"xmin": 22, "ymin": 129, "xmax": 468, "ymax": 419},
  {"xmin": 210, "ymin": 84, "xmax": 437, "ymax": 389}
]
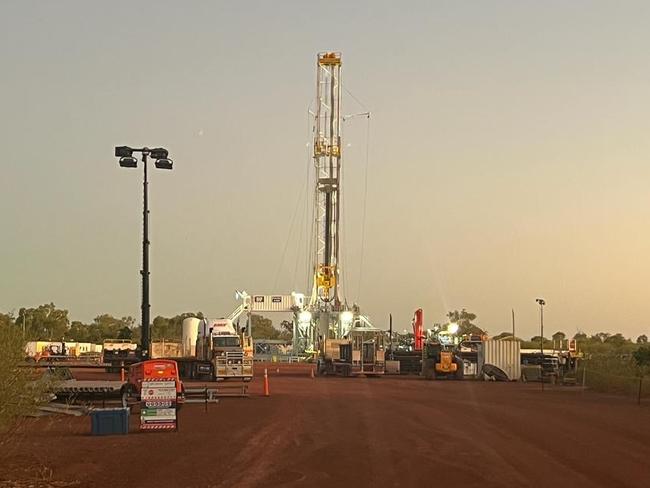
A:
[
  {"xmin": 478, "ymin": 340, "xmax": 521, "ymax": 381},
  {"xmin": 182, "ymin": 317, "xmax": 201, "ymax": 356}
]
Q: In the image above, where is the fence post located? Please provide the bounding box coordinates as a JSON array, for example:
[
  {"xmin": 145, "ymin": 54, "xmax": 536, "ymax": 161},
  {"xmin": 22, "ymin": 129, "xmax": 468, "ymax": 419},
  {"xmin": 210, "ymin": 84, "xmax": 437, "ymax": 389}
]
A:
[
  {"xmin": 638, "ymin": 376, "xmax": 643, "ymax": 406},
  {"xmin": 582, "ymin": 363, "xmax": 587, "ymax": 389}
]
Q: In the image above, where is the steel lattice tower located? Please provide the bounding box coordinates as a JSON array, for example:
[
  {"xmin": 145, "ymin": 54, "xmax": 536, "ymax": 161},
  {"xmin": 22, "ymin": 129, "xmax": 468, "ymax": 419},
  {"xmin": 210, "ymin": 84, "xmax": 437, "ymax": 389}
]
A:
[{"xmin": 310, "ymin": 52, "xmax": 343, "ymax": 315}]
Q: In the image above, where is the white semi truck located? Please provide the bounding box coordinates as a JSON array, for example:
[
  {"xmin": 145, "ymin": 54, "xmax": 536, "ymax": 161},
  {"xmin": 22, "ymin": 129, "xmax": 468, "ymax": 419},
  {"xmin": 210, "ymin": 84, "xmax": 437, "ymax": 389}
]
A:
[{"xmin": 175, "ymin": 314, "xmax": 253, "ymax": 382}]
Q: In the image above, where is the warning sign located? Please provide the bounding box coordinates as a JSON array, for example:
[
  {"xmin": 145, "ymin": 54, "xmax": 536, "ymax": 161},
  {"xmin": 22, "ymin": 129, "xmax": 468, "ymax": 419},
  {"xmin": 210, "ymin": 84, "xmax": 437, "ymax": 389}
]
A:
[
  {"xmin": 141, "ymin": 408, "xmax": 176, "ymax": 420},
  {"xmin": 140, "ymin": 380, "xmax": 177, "ymax": 431},
  {"xmin": 141, "ymin": 380, "xmax": 176, "ymax": 400}
]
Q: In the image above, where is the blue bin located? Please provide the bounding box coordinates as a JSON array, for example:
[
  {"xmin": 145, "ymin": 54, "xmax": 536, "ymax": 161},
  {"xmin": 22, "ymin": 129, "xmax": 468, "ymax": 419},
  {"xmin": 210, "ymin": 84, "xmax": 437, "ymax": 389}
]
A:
[{"xmin": 90, "ymin": 408, "xmax": 129, "ymax": 436}]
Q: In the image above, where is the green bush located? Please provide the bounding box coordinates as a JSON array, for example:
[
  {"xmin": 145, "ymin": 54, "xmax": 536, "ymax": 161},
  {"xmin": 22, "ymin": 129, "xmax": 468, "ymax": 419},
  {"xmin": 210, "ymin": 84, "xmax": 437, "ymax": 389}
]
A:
[
  {"xmin": 0, "ymin": 323, "xmax": 50, "ymax": 432},
  {"xmin": 579, "ymin": 356, "xmax": 647, "ymax": 400}
]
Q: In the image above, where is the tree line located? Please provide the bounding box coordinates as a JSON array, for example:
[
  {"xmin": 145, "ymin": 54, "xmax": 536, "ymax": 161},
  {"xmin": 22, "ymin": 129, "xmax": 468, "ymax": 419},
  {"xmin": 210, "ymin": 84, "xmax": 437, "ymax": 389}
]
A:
[
  {"xmin": 1, "ymin": 303, "xmax": 647, "ymax": 349},
  {"xmin": 0, "ymin": 303, "xmax": 291, "ymax": 343}
]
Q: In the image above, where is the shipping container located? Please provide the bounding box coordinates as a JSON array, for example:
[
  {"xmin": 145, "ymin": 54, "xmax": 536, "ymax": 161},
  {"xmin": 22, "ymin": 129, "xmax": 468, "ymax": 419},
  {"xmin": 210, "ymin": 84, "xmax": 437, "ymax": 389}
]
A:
[
  {"xmin": 250, "ymin": 295, "xmax": 294, "ymax": 312},
  {"xmin": 478, "ymin": 340, "xmax": 521, "ymax": 381}
]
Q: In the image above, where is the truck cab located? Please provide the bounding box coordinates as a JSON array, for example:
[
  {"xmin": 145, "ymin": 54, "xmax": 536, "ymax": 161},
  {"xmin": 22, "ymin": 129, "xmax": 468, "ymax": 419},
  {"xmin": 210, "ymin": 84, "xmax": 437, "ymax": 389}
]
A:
[
  {"xmin": 196, "ymin": 319, "xmax": 253, "ymax": 381},
  {"xmin": 211, "ymin": 332, "xmax": 242, "ymax": 353}
]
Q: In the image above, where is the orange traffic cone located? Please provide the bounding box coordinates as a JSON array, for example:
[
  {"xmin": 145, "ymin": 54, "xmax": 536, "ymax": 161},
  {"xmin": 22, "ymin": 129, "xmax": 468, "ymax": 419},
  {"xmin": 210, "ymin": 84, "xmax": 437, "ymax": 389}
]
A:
[
  {"xmin": 310, "ymin": 367, "xmax": 315, "ymax": 379},
  {"xmin": 263, "ymin": 368, "xmax": 270, "ymax": 397}
]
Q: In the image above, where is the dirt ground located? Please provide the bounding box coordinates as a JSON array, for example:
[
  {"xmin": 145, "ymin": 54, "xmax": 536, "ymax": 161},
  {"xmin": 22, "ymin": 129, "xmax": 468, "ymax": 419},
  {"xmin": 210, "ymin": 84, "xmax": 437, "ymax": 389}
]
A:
[{"xmin": 1, "ymin": 363, "xmax": 649, "ymax": 488}]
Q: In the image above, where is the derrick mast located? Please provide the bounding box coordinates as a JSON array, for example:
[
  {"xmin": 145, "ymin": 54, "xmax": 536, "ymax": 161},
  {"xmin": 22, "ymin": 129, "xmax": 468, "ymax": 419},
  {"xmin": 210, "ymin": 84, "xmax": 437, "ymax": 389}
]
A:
[
  {"xmin": 293, "ymin": 52, "xmax": 368, "ymax": 356},
  {"xmin": 312, "ymin": 52, "xmax": 342, "ymax": 308},
  {"xmin": 310, "ymin": 52, "xmax": 343, "ymax": 339}
]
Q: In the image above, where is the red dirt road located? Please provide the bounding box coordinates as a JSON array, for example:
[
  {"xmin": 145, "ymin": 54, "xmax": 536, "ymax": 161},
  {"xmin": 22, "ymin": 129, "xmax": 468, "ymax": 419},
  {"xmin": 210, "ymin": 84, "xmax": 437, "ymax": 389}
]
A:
[{"xmin": 2, "ymin": 365, "xmax": 649, "ymax": 488}]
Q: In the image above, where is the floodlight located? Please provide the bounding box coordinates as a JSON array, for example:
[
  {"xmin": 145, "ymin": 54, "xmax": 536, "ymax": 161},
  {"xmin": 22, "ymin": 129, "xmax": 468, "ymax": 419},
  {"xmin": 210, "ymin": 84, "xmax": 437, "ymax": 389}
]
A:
[
  {"xmin": 115, "ymin": 146, "xmax": 133, "ymax": 157},
  {"xmin": 340, "ymin": 311, "xmax": 354, "ymax": 323},
  {"xmin": 154, "ymin": 158, "xmax": 173, "ymax": 170},
  {"xmin": 119, "ymin": 156, "xmax": 138, "ymax": 168},
  {"xmin": 150, "ymin": 147, "xmax": 169, "ymax": 159}
]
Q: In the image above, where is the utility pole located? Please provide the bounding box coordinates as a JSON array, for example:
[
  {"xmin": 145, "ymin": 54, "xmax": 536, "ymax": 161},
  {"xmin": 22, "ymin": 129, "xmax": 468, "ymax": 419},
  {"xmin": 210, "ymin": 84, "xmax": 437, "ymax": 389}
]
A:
[
  {"xmin": 511, "ymin": 308, "xmax": 515, "ymax": 340},
  {"xmin": 536, "ymin": 298, "xmax": 546, "ymax": 391},
  {"xmin": 141, "ymin": 151, "xmax": 150, "ymax": 360},
  {"xmin": 388, "ymin": 313, "xmax": 393, "ymax": 360}
]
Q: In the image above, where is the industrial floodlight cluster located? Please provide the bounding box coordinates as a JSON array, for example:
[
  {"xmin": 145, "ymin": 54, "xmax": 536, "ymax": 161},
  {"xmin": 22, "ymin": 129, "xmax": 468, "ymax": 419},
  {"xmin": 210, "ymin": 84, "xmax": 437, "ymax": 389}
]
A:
[
  {"xmin": 115, "ymin": 146, "xmax": 173, "ymax": 170},
  {"xmin": 113, "ymin": 144, "xmax": 174, "ymax": 360}
]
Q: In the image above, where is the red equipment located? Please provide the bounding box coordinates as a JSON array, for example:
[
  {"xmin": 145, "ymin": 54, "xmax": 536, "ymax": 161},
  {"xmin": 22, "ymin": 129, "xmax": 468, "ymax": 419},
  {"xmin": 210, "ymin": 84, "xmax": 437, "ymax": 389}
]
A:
[
  {"xmin": 412, "ymin": 308, "xmax": 424, "ymax": 351},
  {"xmin": 121, "ymin": 359, "xmax": 185, "ymax": 407}
]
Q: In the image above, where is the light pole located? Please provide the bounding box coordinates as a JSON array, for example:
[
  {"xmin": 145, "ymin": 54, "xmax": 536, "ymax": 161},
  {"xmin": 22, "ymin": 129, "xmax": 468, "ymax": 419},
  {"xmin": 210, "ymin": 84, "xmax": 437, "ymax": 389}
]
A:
[
  {"xmin": 114, "ymin": 146, "xmax": 173, "ymax": 360},
  {"xmin": 536, "ymin": 298, "xmax": 546, "ymax": 390}
]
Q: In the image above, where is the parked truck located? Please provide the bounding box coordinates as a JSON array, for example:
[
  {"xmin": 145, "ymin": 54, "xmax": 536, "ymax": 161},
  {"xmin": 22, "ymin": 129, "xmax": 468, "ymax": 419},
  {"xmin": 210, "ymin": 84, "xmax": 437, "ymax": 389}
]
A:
[{"xmin": 174, "ymin": 318, "xmax": 253, "ymax": 382}]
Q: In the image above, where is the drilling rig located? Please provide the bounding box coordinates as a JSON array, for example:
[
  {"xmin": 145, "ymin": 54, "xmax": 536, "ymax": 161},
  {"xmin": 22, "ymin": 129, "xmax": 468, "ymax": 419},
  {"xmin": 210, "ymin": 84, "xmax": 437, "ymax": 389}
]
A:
[{"xmin": 292, "ymin": 52, "xmax": 385, "ymax": 375}]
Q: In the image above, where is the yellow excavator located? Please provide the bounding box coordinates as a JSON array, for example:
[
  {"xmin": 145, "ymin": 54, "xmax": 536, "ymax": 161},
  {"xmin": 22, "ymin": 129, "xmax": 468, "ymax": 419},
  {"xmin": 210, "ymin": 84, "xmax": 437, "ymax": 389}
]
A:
[{"xmin": 421, "ymin": 328, "xmax": 464, "ymax": 380}]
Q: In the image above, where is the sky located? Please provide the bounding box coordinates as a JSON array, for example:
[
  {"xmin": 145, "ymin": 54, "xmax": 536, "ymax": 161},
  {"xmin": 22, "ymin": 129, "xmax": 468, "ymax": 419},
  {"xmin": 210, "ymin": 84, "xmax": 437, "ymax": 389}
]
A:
[{"xmin": 1, "ymin": 1, "xmax": 650, "ymax": 341}]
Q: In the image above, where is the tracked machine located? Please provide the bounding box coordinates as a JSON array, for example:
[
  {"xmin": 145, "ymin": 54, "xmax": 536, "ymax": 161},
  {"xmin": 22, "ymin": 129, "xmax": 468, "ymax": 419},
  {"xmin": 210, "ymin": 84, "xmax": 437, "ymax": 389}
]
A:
[{"xmin": 421, "ymin": 327, "xmax": 464, "ymax": 380}]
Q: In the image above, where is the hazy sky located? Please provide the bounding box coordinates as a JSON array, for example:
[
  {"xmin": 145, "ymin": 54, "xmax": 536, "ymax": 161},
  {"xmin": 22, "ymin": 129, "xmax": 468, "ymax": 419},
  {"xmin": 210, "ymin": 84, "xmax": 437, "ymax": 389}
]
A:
[{"xmin": 2, "ymin": 1, "xmax": 650, "ymax": 340}]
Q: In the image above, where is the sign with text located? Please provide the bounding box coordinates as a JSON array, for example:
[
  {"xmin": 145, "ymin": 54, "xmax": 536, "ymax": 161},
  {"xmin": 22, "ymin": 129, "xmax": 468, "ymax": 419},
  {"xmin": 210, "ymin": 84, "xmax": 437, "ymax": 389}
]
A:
[
  {"xmin": 250, "ymin": 295, "xmax": 294, "ymax": 312},
  {"xmin": 140, "ymin": 380, "xmax": 177, "ymax": 431}
]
